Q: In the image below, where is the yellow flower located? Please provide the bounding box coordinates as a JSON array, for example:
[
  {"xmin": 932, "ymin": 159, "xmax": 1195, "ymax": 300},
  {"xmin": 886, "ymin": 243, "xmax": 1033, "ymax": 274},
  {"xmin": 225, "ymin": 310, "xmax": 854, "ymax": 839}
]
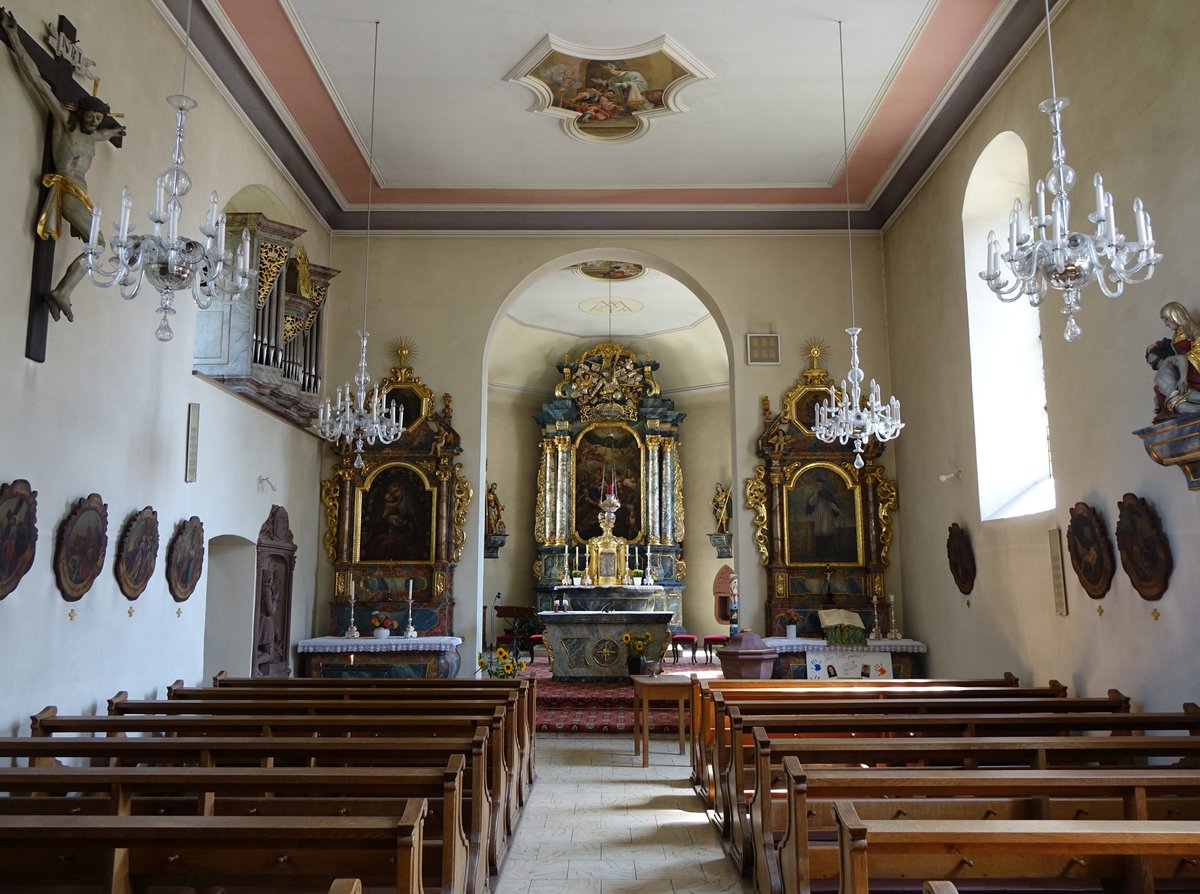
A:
[
  {"xmin": 518, "ymin": 660, "xmax": 528, "ymax": 670},
  {"xmin": 503, "ymin": 662, "xmax": 514, "ymax": 674},
  {"xmin": 620, "ymin": 633, "xmax": 632, "ymax": 644},
  {"xmin": 496, "ymin": 646, "xmax": 509, "ymax": 660},
  {"xmin": 633, "ymin": 640, "xmax": 645, "ymax": 652}
]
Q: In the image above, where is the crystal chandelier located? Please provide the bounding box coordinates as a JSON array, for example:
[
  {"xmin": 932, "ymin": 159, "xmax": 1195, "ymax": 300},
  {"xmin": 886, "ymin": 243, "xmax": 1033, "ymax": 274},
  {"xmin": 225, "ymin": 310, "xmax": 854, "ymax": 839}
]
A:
[
  {"xmin": 980, "ymin": 0, "xmax": 1161, "ymax": 342},
  {"xmin": 314, "ymin": 22, "xmax": 404, "ymax": 469},
  {"xmin": 813, "ymin": 21, "xmax": 903, "ymax": 469},
  {"xmin": 84, "ymin": 0, "xmax": 255, "ymax": 341}
]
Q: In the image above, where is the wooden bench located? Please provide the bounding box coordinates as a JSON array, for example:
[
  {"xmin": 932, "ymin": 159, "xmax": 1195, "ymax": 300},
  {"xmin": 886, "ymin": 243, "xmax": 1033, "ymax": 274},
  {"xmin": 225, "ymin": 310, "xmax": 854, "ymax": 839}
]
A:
[
  {"xmin": 0, "ymin": 730, "xmax": 498, "ymax": 887},
  {"xmin": 833, "ymin": 799, "xmax": 1200, "ymax": 894},
  {"xmin": 0, "ymin": 804, "xmax": 427, "ymax": 894},
  {"xmin": 691, "ymin": 677, "xmax": 1084, "ymax": 809},
  {"xmin": 745, "ymin": 731, "xmax": 1200, "ymax": 891},
  {"xmin": 702, "ymin": 689, "xmax": 1129, "ymax": 838},
  {"xmin": 775, "ymin": 761, "xmax": 1200, "ymax": 894},
  {"xmin": 194, "ymin": 673, "xmax": 538, "ymax": 795},
  {"xmin": 0, "ymin": 762, "xmax": 470, "ymax": 894},
  {"xmin": 31, "ymin": 706, "xmax": 513, "ymax": 879},
  {"xmin": 727, "ymin": 704, "xmax": 1200, "ymax": 878}
]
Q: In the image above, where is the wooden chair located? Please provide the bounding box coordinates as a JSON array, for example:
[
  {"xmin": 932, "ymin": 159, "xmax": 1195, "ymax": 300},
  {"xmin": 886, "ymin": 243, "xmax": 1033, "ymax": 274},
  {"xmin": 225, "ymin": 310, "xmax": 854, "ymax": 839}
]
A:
[{"xmin": 493, "ymin": 605, "xmax": 541, "ymax": 658}]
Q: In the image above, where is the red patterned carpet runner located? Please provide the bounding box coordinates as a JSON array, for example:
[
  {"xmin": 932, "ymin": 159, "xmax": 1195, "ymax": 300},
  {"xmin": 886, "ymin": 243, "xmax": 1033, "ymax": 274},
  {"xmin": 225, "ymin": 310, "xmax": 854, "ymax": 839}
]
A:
[{"xmin": 522, "ymin": 656, "xmax": 722, "ymax": 734}]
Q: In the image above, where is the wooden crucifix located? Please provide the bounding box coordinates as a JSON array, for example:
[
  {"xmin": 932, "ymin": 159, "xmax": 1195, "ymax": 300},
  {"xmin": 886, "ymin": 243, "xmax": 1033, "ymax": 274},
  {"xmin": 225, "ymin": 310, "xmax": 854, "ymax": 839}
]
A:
[{"xmin": 0, "ymin": 7, "xmax": 125, "ymax": 362}]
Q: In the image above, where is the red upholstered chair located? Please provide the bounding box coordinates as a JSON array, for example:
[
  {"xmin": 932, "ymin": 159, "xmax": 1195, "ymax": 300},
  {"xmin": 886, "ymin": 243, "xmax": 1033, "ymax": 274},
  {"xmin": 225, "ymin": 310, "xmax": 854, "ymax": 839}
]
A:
[
  {"xmin": 494, "ymin": 605, "xmax": 540, "ymax": 659},
  {"xmin": 702, "ymin": 634, "xmax": 729, "ymax": 664},
  {"xmin": 670, "ymin": 632, "xmax": 698, "ymax": 664}
]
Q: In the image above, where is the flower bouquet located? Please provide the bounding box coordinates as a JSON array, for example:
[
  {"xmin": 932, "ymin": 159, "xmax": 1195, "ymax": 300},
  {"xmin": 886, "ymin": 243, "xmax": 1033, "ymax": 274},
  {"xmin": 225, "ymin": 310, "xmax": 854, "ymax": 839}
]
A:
[
  {"xmin": 777, "ymin": 608, "xmax": 802, "ymax": 636},
  {"xmin": 477, "ymin": 646, "xmax": 528, "ymax": 679},
  {"xmin": 370, "ymin": 611, "xmax": 399, "ymax": 637}
]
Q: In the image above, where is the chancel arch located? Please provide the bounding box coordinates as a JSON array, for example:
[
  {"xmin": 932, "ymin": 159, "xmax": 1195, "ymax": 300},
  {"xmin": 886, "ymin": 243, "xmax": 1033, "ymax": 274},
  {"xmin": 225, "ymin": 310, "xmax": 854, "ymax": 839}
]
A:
[{"xmin": 482, "ymin": 249, "xmax": 733, "ymax": 640}]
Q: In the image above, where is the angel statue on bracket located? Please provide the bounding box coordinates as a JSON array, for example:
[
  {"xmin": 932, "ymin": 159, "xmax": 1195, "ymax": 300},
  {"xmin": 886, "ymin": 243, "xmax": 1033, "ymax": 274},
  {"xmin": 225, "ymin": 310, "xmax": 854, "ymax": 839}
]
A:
[{"xmin": 1146, "ymin": 302, "xmax": 1200, "ymax": 422}]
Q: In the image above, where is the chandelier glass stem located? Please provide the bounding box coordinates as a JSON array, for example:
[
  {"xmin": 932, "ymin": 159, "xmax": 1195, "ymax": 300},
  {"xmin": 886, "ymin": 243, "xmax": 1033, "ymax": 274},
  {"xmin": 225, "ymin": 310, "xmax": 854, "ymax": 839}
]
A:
[
  {"xmin": 314, "ymin": 22, "xmax": 404, "ymax": 466},
  {"xmin": 979, "ymin": 0, "xmax": 1161, "ymax": 341},
  {"xmin": 812, "ymin": 20, "xmax": 903, "ymax": 467}
]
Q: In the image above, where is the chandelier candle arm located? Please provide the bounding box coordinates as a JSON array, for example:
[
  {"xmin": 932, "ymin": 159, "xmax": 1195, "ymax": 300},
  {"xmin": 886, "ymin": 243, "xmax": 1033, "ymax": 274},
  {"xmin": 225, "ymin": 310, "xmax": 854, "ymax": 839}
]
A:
[{"xmin": 978, "ymin": 0, "xmax": 1161, "ymax": 342}]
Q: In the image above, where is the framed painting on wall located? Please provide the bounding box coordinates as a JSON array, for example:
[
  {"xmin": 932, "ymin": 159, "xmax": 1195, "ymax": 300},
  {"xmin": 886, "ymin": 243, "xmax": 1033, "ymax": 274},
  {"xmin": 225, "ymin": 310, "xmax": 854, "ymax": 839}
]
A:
[
  {"xmin": 782, "ymin": 462, "xmax": 864, "ymax": 567},
  {"xmin": 166, "ymin": 516, "xmax": 205, "ymax": 601},
  {"xmin": 0, "ymin": 479, "xmax": 37, "ymax": 600},
  {"xmin": 115, "ymin": 506, "xmax": 159, "ymax": 600},
  {"xmin": 54, "ymin": 493, "xmax": 108, "ymax": 602}
]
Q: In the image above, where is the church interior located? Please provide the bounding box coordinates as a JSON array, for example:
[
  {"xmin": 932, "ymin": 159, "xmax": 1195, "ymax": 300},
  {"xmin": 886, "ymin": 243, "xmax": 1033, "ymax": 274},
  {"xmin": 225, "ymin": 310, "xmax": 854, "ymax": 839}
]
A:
[{"xmin": 2, "ymin": 2, "xmax": 1200, "ymax": 886}]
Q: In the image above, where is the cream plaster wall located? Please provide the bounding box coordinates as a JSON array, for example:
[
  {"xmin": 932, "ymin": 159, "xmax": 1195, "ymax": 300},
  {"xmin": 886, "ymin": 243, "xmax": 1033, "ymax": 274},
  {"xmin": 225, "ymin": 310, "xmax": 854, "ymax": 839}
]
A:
[
  {"xmin": 0, "ymin": 0, "xmax": 328, "ymax": 734},
  {"xmin": 327, "ymin": 235, "xmax": 892, "ymax": 653},
  {"xmin": 883, "ymin": 0, "xmax": 1200, "ymax": 709}
]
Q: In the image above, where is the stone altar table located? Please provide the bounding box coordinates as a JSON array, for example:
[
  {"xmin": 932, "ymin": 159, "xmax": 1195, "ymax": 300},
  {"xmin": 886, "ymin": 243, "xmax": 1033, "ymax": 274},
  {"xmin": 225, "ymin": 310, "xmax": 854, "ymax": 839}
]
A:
[
  {"xmin": 550, "ymin": 584, "xmax": 665, "ymax": 611},
  {"xmin": 298, "ymin": 635, "xmax": 462, "ymax": 679},
  {"xmin": 539, "ymin": 610, "xmax": 673, "ymax": 681}
]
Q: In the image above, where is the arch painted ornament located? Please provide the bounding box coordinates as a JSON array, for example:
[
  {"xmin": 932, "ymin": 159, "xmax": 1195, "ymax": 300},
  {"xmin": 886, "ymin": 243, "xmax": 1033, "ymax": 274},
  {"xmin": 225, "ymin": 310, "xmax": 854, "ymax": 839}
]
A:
[{"xmin": 505, "ymin": 35, "xmax": 713, "ymax": 145}]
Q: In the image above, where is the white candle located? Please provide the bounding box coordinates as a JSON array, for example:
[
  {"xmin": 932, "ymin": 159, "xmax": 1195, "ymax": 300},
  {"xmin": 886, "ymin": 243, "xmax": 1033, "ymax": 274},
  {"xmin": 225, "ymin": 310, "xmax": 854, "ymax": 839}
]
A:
[
  {"xmin": 88, "ymin": 204, "xmax": 101, "ymax": 247},
  {"xmin": 1093, "ymin": 173, "xmax": 1105, "ymax": 220},
  {"xmin": 407, "ymin": 580, "xmax": 413, "ymax": 599},
  {"xmin": 886, "ymin": 593, "xmax": 895, "ymax": 604},
  {"xmin": 348, "ymin": 576, "xmax": 355, "ymax": 598},
  {"xmin": 1036, "ymin": 179, "xmax": 1047, "ymax": 223}
]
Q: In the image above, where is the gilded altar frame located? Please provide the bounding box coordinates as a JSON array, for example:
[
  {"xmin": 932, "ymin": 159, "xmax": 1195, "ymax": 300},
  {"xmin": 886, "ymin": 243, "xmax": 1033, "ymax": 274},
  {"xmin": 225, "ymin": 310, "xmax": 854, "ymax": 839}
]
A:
[
  {"xmin": 744, "ymin": 344, "xmax": 898, "ymax": 639},
  {"xmin": 320, "ymin": 345, "xmax": 470, "ymax": 637}
]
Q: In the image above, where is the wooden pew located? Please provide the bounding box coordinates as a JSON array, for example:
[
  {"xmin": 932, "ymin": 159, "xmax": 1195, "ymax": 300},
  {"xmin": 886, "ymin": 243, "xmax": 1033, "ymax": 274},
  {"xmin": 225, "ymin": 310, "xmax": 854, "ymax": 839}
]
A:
[
  {"xmin": 0, "ymin": 804, "xmax": 427, "ymax": 894},
  {"xmin": 0, "ymin": 730, "xmax": 498, "ymax": 886},
  {"xmin": 0, "ymin": 763, "xmax": 470, "ymax": 894},
  {"xmin": 702, "ymin": 689, "xmax": 1129, "ymax": 838},
  {"xmin": 833, "ymin": 799, "xmax": 1200, "ymax": 894},
  {"xmin": 190, "ymin": 673, "xmax": 538, "ymax": 795},
  {"xmin": 746, "ymin": 731, "xmax": 1200, "ymax": 892},
  {"xmin": 777, "ymin": 761, "xmax": 1200, "ymax": 894},
  {"xmin": 728, "ymin": 704, "xmax": 1200, "ymax": 878},
  {"xmin": 692, "ymin": 678, "xmax": 1096, "ymax": 811},
  {"xmin": 106, "ymin": 690, "xmax": 524, "ymax": 847},
  {"xmin": 31, "ymin": 706, "xmax": 513, "ymax": 877}
]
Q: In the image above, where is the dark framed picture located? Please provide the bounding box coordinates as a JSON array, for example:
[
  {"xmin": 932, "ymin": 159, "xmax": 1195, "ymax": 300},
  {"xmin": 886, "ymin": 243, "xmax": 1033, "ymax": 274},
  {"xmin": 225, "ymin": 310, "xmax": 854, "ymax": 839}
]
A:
[
  {"xmin": 1114, "ymin": 493, "xmax": 1172, "ymax": 601},
  {"xmin": 355, "ymin": 463, "xmax": 436, "ymax": 563},
  {"xmin": 166, "ymin": 516, "xmax": 205, "ymax": 601},
  {"xmin": 783, "ymin": 462, "xmax": 864, "ymax": 566},
  {"xmin": 1065, "ymin": 501, "xmax": 1114, "ymax": 599},
  {"xmin": 54, "ymin": 493, "xmax": 108, "ymax": 602},
  {"xmin": 115, "ymin": 506, "xmax": 159, "ymax": 600},
  {"xmin": 0, "ymin": 479, "xmax": 38, "ymax": 600},
  {"xmin": 946, "ymin": 522, "xmax": 976, "ymax": 595}
]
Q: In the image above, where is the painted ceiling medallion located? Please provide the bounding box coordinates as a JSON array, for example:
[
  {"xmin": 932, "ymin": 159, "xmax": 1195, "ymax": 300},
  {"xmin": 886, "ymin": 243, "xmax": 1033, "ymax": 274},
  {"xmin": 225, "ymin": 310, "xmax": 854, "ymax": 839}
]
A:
[
  {"xmin": 581, "ymin": 297, "xmax": 644, "ymax": 316},
  {"xmin": 505, "ymin": 35, "xmax": 714, "ymax": 144},
  {"xmin": 577, "ymin": 260, "xmax": 646, "ymax": 280}
]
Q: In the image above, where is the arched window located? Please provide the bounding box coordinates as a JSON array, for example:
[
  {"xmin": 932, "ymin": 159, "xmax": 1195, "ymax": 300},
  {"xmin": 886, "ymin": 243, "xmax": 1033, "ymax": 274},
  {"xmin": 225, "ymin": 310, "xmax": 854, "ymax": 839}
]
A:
[{"xmin": 962, "ymin": 132, "xmax": 1055, "ymax": 520}]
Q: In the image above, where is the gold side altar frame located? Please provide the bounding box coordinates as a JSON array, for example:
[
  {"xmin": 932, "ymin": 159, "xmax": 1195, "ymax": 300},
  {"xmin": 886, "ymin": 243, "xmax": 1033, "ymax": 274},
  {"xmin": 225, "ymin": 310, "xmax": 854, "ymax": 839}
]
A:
[
  {"xmin": 744, "ymin": 344, "xmax": 898, "ymax": 639},
  {"xmin": 320, "ymin": 346, "xmax": 470, "ymax": 637}
]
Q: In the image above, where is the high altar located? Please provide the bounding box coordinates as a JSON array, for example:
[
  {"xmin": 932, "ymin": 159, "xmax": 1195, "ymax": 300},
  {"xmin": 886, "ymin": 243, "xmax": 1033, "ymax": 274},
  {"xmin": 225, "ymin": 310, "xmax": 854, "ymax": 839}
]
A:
[{"xmin": 532, "ymin": 342, "xmax": 686, "ymax": 625}]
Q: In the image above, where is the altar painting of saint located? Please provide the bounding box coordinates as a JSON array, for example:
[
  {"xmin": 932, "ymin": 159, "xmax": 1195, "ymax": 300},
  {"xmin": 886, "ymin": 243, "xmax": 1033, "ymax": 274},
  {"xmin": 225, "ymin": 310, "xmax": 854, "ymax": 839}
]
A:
[
  {"xmin": 357, "ymin": 465, "xmax": 435, "ymax": 563},
  {"xmin": 574, "ymin": 425, "xmax": 642, "ymax": 542},
  {"xmin": 784, "ymin": 465, "xmax": 862, "ymax": 566}
]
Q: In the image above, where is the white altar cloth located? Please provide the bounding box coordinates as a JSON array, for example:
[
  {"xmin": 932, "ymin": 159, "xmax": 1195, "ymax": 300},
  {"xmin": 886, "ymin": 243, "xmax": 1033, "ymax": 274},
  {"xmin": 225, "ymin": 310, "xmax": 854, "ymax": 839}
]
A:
[
  {"xmin": 298, "ymin": 636, "xmax": 462, "ymax": 654},
  {"xmin": 763, "ymin": 637, "xmax": 926, "ymax": 654}
]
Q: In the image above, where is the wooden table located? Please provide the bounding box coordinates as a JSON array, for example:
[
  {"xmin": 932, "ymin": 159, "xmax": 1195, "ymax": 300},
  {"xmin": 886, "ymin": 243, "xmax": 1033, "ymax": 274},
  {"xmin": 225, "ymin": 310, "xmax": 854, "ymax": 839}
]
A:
[{"xmin": 631, "ymin": 673, "xmax": 690, "ymax": 767}]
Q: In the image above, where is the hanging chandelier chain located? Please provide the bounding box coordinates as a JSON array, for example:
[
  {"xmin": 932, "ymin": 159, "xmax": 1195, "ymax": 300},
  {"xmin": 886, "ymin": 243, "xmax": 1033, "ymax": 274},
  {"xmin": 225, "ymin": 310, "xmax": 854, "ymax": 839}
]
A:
[
  {"xmin": 178, "ymin": 0, "xmax": 192, "ymax": 97},
  {"xmin": 314, "ymin": 19, "xmax": 404, "ymax": 467},
  {"xmin": 1043, "ymin": 0, "xmax": 1058, "ymax": 102},
  {"xmin": 813, "ymin": 17, "xmax": 903, "ymax": 467},
  {"xmin": 838, "ymin": 19, "xmax": 856, "ymax": 328}
]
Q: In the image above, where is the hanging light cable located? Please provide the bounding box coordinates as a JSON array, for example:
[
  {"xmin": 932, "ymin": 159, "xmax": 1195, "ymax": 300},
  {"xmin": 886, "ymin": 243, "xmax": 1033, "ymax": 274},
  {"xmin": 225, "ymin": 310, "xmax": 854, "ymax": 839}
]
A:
[
  {"xmin": 813, "ymin": 19, "xmax": 903, "ymax": 468},
  {"xmin": 979, "ymin": 0, "xmax": 1161, "ymax": 341},
  {"xmin": 314, "ymin": 22, "xmax": 403, "ymax": 468}
]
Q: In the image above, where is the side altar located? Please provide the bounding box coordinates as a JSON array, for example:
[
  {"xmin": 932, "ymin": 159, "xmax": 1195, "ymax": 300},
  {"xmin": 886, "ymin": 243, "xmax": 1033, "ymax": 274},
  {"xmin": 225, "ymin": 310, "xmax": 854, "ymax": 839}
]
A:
[{"xmin": 539, "ymin": 611, "xmax": 672, "ymax": 681}]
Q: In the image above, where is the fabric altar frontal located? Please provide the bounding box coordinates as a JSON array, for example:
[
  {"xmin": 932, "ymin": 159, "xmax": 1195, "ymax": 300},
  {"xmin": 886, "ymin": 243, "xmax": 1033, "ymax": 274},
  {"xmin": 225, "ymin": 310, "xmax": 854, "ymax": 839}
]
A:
[
  {"xmin": 298, "ymin": 635, "xmax": 462, "ymax": 679},
  {"xmin": 764, "ymin": 636, "xmax": 926, "ymax": 680},
  {"xmin": 539, "ymin": 610, "xmax": 673, "ymax": 681}
]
